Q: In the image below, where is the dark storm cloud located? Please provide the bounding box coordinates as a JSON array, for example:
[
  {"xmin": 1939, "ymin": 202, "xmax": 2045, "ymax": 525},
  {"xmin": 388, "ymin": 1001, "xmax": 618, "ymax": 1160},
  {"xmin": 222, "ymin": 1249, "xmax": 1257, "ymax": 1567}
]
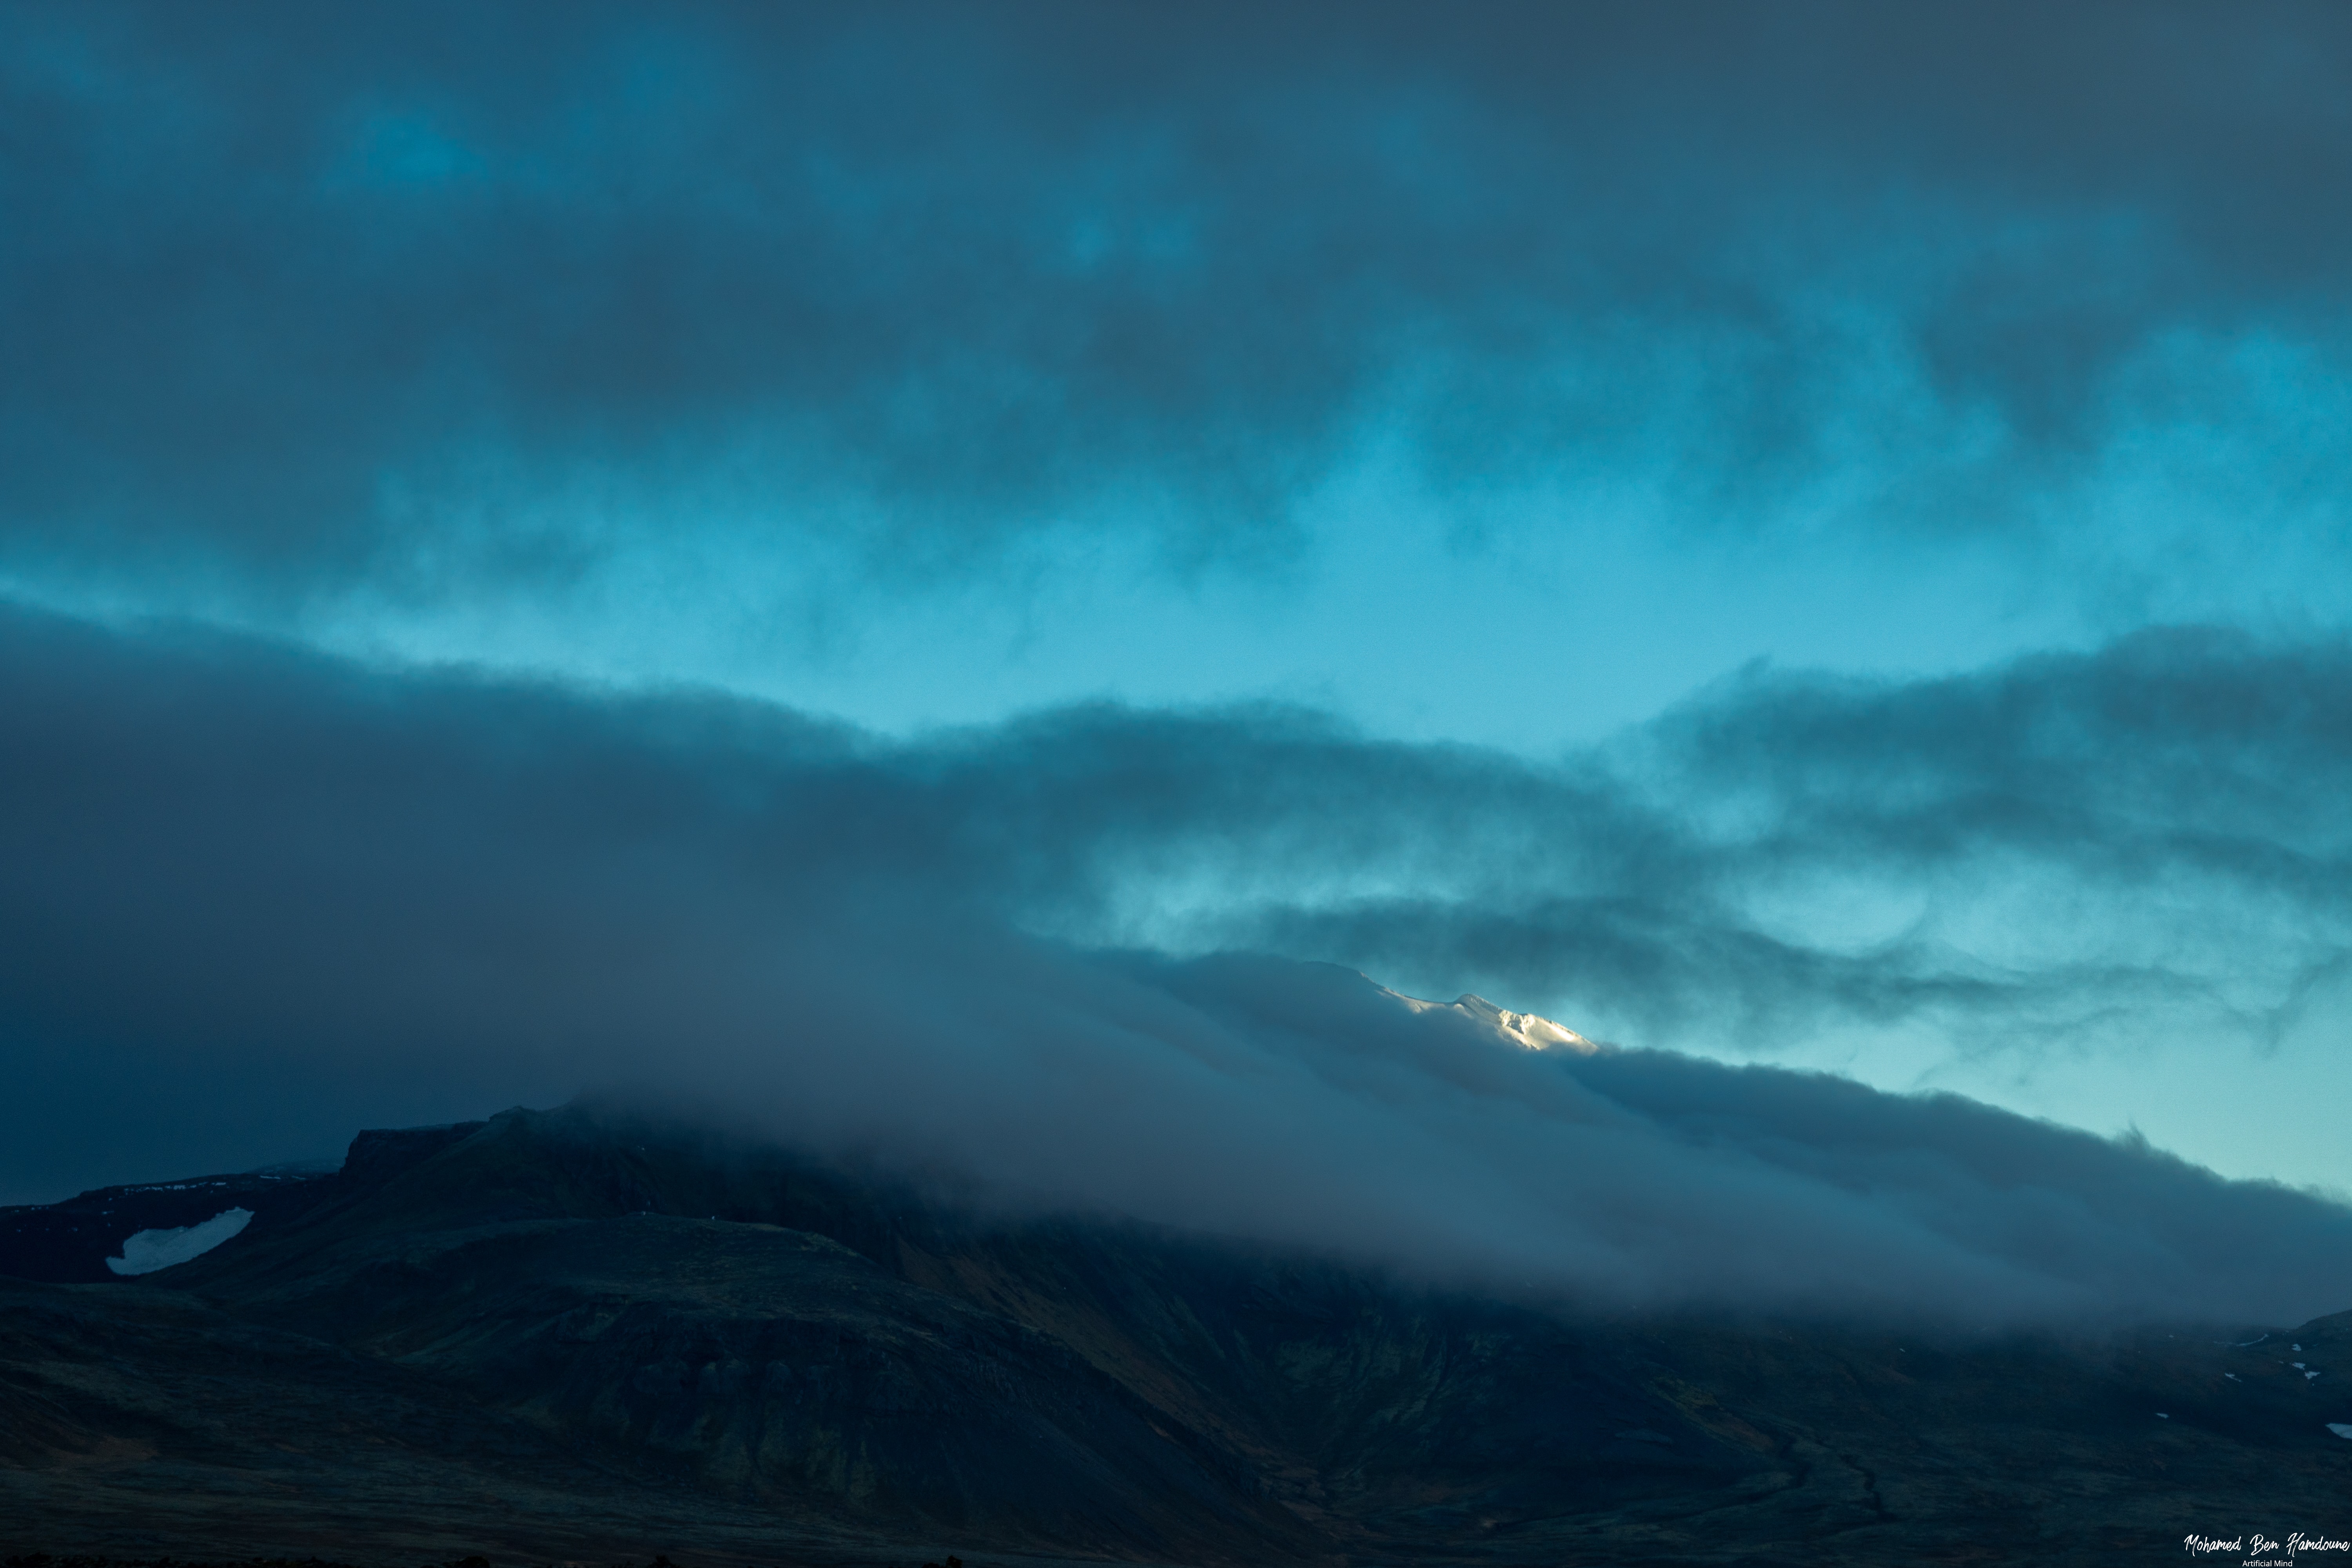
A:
[
  {"xmin": 8, "ymin": 604, "xmax": 2352, "ymax": 1322},
  {"xmin": 5, "ymin": 2, "xmax": 2352, "ymax": 598}
]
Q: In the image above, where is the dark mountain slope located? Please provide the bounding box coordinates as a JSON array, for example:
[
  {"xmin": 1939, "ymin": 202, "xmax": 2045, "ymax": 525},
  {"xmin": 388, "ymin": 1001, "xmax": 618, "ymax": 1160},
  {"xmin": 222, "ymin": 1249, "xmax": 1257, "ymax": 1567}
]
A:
[{"xmin": 4, "ymin": 1105, "xmax": 2349, "ymax": 1566}]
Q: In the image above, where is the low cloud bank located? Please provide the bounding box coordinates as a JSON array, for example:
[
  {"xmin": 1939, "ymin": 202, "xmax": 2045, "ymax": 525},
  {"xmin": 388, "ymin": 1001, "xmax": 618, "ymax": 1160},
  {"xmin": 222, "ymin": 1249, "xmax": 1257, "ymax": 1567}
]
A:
[{"xmin": 4, "ymin": 604, "xmax": 2351, "ymax": 1323}]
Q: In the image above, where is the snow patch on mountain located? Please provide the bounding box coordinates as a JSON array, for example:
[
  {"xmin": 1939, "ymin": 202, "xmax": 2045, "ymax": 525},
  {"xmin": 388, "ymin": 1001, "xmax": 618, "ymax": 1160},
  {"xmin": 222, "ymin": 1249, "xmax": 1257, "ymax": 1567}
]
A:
[
  {"xmin": 1385, "ymin": 986, "xmax": 1598, "ymax": 1053},
  {"xmin": 106, "ymin": 1207, "xmax": 254, "ymax": 1275}
]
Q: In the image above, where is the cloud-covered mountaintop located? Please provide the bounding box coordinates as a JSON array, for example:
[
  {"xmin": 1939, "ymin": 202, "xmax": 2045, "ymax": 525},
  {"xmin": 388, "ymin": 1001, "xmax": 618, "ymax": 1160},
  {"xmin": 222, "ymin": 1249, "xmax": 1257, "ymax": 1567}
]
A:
[
  {"xmin": 10, "ymin": 5, "xmax": 2352, "ymax": 1339},
  {"xmin": 7, "ymin": 604, "xmax": 2350, "ymax": 1323}
]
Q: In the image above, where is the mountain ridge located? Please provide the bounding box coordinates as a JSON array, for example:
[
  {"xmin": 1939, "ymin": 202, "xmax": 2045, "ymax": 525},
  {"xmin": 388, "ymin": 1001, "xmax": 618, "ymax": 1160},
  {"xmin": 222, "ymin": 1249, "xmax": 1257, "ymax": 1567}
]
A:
[{"xmin": 4, "ymin": 1103, "xmax": 2350, "ymax": 1565}]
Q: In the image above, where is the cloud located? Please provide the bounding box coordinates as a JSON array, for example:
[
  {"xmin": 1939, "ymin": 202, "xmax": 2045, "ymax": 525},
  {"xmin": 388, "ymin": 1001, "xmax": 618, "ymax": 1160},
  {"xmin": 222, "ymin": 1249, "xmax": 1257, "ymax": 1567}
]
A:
[
  {"xmin": 6, "ymin": 603, "xmax": 2351, "ymax": 1324},
  {"xmin": 5, "ymin": 2, "xmax": 2352, "ymax": 621}
]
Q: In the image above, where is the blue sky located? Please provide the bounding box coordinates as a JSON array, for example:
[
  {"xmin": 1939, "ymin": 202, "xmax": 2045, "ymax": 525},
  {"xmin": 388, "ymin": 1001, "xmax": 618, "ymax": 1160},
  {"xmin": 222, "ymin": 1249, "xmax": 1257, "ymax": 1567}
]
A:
[{"xmin": 7, "ymin": 3, "xmax": 2352, "ymax": 1263}]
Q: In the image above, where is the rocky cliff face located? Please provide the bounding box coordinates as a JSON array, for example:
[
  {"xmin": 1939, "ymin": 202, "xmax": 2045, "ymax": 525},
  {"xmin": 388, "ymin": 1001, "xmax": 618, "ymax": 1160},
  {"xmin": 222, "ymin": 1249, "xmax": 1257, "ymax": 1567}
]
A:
[{"xmin": 3, "ymin": 1105, "xmax": 2348, "ymax": 1566}]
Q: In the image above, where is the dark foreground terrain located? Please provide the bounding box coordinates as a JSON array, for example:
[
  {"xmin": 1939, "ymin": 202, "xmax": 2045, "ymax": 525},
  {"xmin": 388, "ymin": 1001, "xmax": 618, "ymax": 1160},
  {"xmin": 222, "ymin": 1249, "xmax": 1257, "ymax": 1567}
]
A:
[{"xmin": 4, "ymin": 1107, "xmax": 2348, "ymax": 1566}]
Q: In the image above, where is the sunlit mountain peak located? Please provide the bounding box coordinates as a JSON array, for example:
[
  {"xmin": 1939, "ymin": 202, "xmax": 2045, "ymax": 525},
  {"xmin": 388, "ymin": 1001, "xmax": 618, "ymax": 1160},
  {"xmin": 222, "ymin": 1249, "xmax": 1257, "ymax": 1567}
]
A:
[{"xmin": 1385, "ymin": 985, "xmax": 1598, "ymax": 1053}]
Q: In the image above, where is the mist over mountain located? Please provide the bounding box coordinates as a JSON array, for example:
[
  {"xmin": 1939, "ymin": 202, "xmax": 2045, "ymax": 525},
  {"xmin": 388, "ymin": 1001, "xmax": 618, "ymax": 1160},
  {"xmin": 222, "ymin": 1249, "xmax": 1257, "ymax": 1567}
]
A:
[
  {"xmin": 5, "ymin": 605, "xmax": 2348, "ymax": 1328},
  {"xmin": 7, "ymin": 1103, "xmax": 2351, "ymax": 1566}
]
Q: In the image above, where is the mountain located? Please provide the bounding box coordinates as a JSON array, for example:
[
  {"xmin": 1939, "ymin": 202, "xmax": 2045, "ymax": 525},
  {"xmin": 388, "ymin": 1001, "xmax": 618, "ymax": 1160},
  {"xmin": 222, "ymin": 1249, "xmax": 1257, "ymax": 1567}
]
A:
[{"xmin": 3, "ymin": 1104, "xmax": 2349, "ymax": 1566}]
